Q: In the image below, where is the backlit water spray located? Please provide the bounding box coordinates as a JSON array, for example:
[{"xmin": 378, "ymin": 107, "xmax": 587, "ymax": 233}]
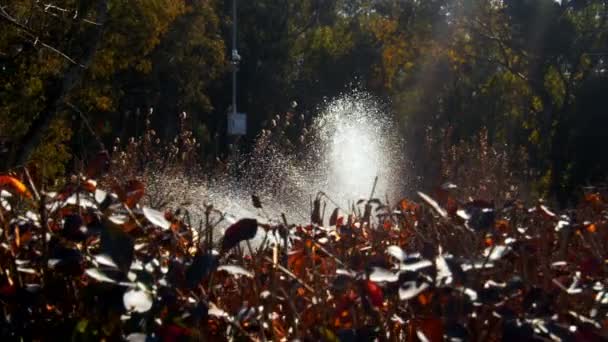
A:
[{"xmin": 163, "ymin": 92, "xmax": 408, "ymax": 237}]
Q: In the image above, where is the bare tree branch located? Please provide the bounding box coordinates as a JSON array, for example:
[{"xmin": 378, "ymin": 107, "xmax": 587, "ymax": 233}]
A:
[
  {"xmin": 0, "ymin": 5, "xmax": 83, "ymax": 66},
  {"xmin": 34, "ymin": 2, "xmax": 102, "ymax": 26}
]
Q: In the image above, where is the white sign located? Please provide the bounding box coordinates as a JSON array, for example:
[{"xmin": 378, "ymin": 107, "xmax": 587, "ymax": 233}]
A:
[{"xmin": 228, "ymin": 112, "xmax": 247, "ymax": 136}]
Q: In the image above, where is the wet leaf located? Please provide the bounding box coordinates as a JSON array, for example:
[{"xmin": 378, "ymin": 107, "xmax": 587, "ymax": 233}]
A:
[
  {"xmin": 125, "ymin": 333, "xmax": 147, "ymax": 342},
  {"xmin": 143, "ymin": 207, "xmax": 171, "ymax": 230},
  {"xmin": 417, "ymin": 192, "xmax": 447, "ymax": 217},
  {"xmin": 217, "ymin": 264, "xmax": 254, "ymax": 278},
  {"xmin": 369, "ymin": 267, "xmax": 399, "ymax": 283},
  {"xmin": 0, "ymin": 190, "xmax": 12, "ymax": 211},
  {"xmin": 400, "ymin": 259, "xmax": 433, "ymax": 272},
  {"xmin": 387, "ymin": 245, "xmax": 407, "ymax": 262},
  {"xmin": 208, "ymin": 302, "xmax": 229, "ymax": 318},
  {"xmin": 399, "ymin": 281, "xmax": 429, "ymax": 300},
  {"xmin": 435, "ymin": 253, "xmax": 452, "ymax": 286},
  {"xmin": 123, "ymin": 289, "xmax": 153, "ymax": 313},
  {"xmin": 94, "ymin": 254, "xmax": 119, "ymax": 269},
  {"xmin": 85, "ymin": 268, "xmax": 117, "ymax": 284},
  {"xmin": 94, "ymin": 189, "xmax": 108, "ymax": 204},
  {"xmin": 539, "ymin": 204, "xmax": 556, "ymax": 218},
  {"xmin": 483, "ymin": 245, "xmax": 511, "ymax": 261},
  {"xmin": 221, "ymin": 218, "xmax": 258, "ymax": 251}
]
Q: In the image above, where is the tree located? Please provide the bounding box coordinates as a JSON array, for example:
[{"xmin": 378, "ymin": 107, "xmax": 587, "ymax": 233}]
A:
[
  {"xmin": 0, "ymin": 0, "xmax": 213, "ymax": 179},
  {"xmin": 1, "ymin": 0, "xmax": 109, "ymax": 177}
]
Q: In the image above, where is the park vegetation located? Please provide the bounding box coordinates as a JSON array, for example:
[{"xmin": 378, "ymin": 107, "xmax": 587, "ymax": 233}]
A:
[
  {"xmin": 1, "ymin": 1, "xmax": 608, "ymax": 340},
  {"xmin": 1, "ymin": 0, "xmax": 608, "ymax": 202}
]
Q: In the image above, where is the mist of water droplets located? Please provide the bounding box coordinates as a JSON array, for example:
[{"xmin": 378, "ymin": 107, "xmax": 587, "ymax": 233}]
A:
[{"xmin": 159, "ymin": 92, "xmax": 408, "ymax": 230}]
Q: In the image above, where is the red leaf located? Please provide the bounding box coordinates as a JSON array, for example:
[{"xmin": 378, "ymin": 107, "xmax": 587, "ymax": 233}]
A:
[
  {"xmin": 364, "ymin": 280, "xmax": 384, "ymax": 307},
  {"xmin": 336, "ymin": 216, "xmax": 344, "ymax": 227},
  {"xmin": 409, "ymin": 318, "xmax": 443, "ymax": 342},
  {"xmin": 114, "ymin": 180, "xmax": 145, "ymax": 208}
]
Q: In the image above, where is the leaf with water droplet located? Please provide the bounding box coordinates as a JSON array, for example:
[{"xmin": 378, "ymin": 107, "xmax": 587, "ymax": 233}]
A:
[
  {"xmin": 400, "ymin": 259, "xmax": 433, "ymax": 272},
  {"xmin": 483, "ymin": 245, "xmax": 511, "ymax": 261},
  {"xmin": 94, "ymin": 254, "xmax": 119, "ymax": 269},
  {"xmin": 85, "ymin": 268, "xmax": 117, "ymax": 284},
  {"xmin": 208, "ymin": 302, "xmax": 229, "ymax": 318},
  {"xmin": 417, "ymin": 192, "xmax": 447, "ymax": 217},
  {"xmin": 435, "ymin": 253, "xmax": 453, "ymax": 286},
  {"xmin": 217, "ymin": 264, "xmax": 254, "ymax": 278},
  {"xmin": 369, "ymin": 267, "xmax": 399, "ymax": 283},
  {"xmin": 336, "ymin": 269, "xmax": 358, "ymax": 278}
]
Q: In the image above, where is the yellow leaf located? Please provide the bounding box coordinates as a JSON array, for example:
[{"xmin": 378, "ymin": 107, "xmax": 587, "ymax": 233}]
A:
[{"xmin": 0, "ymin": 175, "xmax": 31, "ymax": 199}]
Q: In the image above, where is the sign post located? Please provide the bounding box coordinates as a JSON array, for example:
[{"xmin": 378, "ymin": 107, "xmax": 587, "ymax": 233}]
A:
[{"xmin": 228, "ymin": 112, "xmax": 247, "ymax": 136}]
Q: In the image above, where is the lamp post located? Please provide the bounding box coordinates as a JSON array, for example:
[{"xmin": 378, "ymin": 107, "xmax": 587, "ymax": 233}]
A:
[
  {"xmin": 231, "ymin": 0, "xmax": 239, "ymax": 118},
  {"xmin": 227, "ymin": 0, "xmax": 245, "ymax": 143},
  {"xmin": 226, "ymin": 0, "xmax": 246, "ymax": 170}
]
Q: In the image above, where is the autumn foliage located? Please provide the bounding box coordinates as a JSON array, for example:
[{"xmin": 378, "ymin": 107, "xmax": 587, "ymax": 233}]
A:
[{"xmin": 0, "ymin": 172, "xmax": 607, "ymax": 341}]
